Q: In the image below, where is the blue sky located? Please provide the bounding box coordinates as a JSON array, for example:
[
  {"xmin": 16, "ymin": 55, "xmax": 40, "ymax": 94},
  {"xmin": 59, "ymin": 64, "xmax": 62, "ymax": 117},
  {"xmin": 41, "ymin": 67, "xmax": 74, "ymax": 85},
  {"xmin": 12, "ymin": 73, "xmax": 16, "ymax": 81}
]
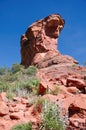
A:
[{"xmin": 0, "ymin": 0, "xmax": 86, "ymax": 67}]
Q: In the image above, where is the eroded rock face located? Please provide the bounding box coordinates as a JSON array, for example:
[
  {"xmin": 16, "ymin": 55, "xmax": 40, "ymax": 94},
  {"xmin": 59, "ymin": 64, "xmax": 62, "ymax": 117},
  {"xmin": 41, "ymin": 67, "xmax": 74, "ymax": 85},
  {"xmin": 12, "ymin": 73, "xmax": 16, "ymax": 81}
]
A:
[
  {"xmin": 20, "ymin": 14, "xmax": 78, "ymax": 68},
  {"xmin": 16, "ymin": 14, "xmax": 86, "ymax": 130}
]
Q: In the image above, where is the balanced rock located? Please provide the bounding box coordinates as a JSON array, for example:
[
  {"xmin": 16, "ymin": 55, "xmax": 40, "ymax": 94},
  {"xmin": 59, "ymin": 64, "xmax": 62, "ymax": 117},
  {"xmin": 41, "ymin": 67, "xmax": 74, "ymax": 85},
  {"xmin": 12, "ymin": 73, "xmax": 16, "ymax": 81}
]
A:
[{"xmin": 20, "ymin": 14, "xmax": 78, "ymax": 68}]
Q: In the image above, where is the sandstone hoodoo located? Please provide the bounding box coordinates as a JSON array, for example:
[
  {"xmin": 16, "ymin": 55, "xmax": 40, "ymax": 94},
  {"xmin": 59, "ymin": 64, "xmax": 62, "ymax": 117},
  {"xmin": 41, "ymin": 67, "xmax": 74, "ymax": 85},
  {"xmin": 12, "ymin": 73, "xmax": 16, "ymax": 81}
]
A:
[
  {"xmin": 20, "ymin": 14, "xmax": 78, "ymax": 68},
  {"xmin": 20, "ymin": 14, "xmax": 86, "ymax": 130}
]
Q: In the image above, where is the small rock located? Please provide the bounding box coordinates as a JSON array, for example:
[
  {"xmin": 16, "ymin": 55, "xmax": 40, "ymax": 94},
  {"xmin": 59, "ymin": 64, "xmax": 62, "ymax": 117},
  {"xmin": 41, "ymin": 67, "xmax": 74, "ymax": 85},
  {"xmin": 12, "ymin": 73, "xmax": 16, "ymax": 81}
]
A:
[
  {"xmin": 66, "ymin": 78, "xmax": 86, "ymax": 89},
  {"xmin": 10, "ymin": 111, "xmax": 24, "ymax": 120},
  {"xmin": 69, "ymin": 117, "xmax": 86, "ymax": 128},
  {"xmin": 67, "ymin": 87, "xmax": 81, "ymax": 94},
  {"xmin": 21, "ymin": 98, "xmax": 28, "ymax": 104},
  {"xmin": 0, "ymin": 101, "xmax": 9, "ymax": 116},
  {"xmin": 14, "ymin": 103, "xmax": 26, "ymax": 112},
  {"xmin": 9, "ymin": 106, "xmax": 14, "ymax": 113},
  {"xmin": 0, "ymin": 92, "xmax": 7, "ymax": 101},
  {"xmin": 13, "ymin": 97, "xmax": 21, "ymax": 102},
  {"xmin": 38, "ymin": 82, "xmax": 47, "ymax": 95}
]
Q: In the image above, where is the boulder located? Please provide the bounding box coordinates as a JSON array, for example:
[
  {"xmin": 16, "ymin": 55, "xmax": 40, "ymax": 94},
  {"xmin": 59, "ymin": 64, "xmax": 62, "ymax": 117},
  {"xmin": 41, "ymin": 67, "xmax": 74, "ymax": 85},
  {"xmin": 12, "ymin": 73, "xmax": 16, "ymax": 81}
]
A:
[
  {"xmin": 0, "ymin": 92, "xmax": 7, "ymax": 101},
  {"xmin": 66, "ymin": 77, "xmax": 86, "ymax": 89},
  {"xmin": 10, "ymin": 111, "xmax": 24, "ymax": 120},
  {"xmin": 0, "ymin": 101, "xmax": 9, "ymax": 116}
]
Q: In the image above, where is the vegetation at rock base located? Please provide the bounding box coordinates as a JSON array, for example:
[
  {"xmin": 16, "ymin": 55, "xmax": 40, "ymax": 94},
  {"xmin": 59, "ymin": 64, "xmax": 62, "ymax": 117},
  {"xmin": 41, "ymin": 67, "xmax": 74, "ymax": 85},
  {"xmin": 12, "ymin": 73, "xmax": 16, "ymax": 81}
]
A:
[
  {"xmin": 0, "ymin": 64, "xmax": 67, "ymax": 130},
  {"xmin": 46, "ymin": 84, "xmax": 61, "ymax": 95},
  {"xmin": 11, "ymin": 122, "xmax": 32, "ymax": 130},
  {"xmin": 0, "ymin": 64, "xmax": 39, "ymax": 99},
  {"xmin": 39, "ymin": 100, "xmax": 67, "ymax": 130}
]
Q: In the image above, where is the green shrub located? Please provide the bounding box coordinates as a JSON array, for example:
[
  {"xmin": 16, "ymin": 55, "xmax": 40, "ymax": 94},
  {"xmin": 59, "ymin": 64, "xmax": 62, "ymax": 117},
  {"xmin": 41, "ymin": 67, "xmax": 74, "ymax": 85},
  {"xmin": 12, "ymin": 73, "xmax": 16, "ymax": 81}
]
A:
[
  {"xmin": 26, "ymin": 66, "xmax": 37, "ymax": 76},
  {"xmin": 0, "ymin": 81, "xmax": 11, "ymax": 92},
  {"xmin": 53, "ymin": 85, "xmax": 60, "ymax": 95},
  {"xmin": 7, "ymin": 91, "xmax": 15, "ymax": 100},
  {"xmin": 0, "ymin": 67, "xmax": 6, "ymax": 75},
  {"xmin": 27, "ymin": 78, "xmax": 40, "ymax": 88},
  {"xmin": 19, "ymin": 78, "xmax": 40, "ymax": 95},
  {"xmin": 16, "ymin": 77, "xmax": 39, "ymax": 90},
  {"xmin": 0, "ymin": 67, "xmax": 11, "ymax": 75},
  {"xmin": 47, "ymin": 85, "xmax": 60, "ymax": 95},
  {"xmin": 11, "ymin": 63, "xmax": 22, "ymax": 74},
  {"xmin": 39, "ymin": 100, "xmax": 66, "ymax": 130},
  {"xmin": 5, "ymin": 74, "xmax": 18, "ymax": 82},
  {"xmin": 0, "ymin": 64, "xmax": 39, "ymax": 98},
  {"xmin": 11, "ymin": 122, "xmax": 32, "ymax": 130}
]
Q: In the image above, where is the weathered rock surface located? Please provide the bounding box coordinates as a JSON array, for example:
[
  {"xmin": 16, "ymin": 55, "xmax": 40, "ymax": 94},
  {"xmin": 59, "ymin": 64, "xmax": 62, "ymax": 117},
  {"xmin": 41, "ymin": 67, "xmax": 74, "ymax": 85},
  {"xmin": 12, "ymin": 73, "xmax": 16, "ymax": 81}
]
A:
[
  {"xmin": 20, "ymin": 14, "xmax": 78, "ymax": 68},
  {"xmin": 20, "ymin": 14, "xmax": 86, "ymax": 130},
  {"xmin": 0, "ymin": 14, "xmax": 86, "ymax": 130},
  {"xmin": 0, "ymin": 95, "xmax": 40, "ymax": 130}
]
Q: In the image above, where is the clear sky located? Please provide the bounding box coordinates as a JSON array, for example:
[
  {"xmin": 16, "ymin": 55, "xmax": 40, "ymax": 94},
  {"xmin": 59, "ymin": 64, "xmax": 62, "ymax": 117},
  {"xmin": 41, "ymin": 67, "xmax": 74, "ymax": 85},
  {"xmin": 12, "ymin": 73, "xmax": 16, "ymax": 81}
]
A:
[{"xmin": 0, "ymin": 0, "xmax": 86, "ymax": 67}]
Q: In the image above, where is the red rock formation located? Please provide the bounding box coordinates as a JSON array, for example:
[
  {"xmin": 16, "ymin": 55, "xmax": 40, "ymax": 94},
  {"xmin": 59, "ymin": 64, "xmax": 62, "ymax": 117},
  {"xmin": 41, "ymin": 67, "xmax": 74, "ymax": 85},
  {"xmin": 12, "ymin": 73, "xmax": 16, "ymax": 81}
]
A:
[
  {"xmin": 20, "ymin": 14, "xmax": 86, "ymax": 129},
  {"xmin": 0, "ymin": 14, "xmax": 86, "ymax": 130},
  {"xmin": 20, "ymin": 14, "xmax": 78, "ymax": 68}
]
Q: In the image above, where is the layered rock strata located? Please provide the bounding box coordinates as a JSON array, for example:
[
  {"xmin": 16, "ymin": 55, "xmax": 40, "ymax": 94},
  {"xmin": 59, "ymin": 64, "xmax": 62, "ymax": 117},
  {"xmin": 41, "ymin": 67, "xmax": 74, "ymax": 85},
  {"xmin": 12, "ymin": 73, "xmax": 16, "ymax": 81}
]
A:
[{"xmin": 20, "ymin": 14, "xmax": 86, "ymax": 130}]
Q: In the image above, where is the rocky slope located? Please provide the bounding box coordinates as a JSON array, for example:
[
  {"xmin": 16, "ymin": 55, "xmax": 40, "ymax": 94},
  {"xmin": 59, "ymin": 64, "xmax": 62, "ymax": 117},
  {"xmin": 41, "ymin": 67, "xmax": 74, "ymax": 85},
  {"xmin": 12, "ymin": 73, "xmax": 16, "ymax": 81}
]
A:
[
  {"xmin": 20, "ymin": 14, "xmax": 86, "ymax": 130},
  {"xmin": 0, "ymin": 14, "xmax": 86, "ymax": 130}
]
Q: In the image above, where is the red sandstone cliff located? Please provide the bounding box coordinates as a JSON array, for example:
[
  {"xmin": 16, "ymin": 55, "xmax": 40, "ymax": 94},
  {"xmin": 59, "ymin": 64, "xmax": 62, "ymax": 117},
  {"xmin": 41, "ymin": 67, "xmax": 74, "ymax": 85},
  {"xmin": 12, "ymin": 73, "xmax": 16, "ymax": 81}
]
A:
[
  {"xmin": 20, "ymin": 14, "xmax": 86, "ymax": 130},
  {"xmin": 20, "ymin": 14, "xmax": 78, "ymax": 68},
  {"xmin": 0, "ymin": 14, "xmax": 86, "ymax": 130}
]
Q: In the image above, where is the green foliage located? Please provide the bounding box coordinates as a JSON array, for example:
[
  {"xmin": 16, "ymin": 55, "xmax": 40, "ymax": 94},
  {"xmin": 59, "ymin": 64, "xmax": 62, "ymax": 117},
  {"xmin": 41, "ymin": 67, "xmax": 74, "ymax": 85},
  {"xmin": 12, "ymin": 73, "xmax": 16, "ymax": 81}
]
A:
[
  {"xmin": 11, "ymin": 122, "xmax": 32, "ymax": 130},
  {"xmin": 15, "ymin": 77, "xmax": 40, "ymax": 96},
  {"xmin": 0, "ymin": 67, "xmax": 6, "ymax": 75},
  {"xmin": 0, "ymin": 67, "xmax": 11, "ymax": 75},
  {"xmin": 35, "ymin": 96, "xmax": 45, "ymax": 111},
  {"xmin": 26, "ymin": 78, "xmax": 40, "ymax": 89},
  {"xmin": 47, "ymin": 85, "xmax": 60, "ymax": 95},
  {"xmin": 0, "ymin": 64, "xmax": 39, "ymax": 99},
  {"xmin": 0, "ymin": 81, "xmax": 11, "ymax": 92},
  {"xmin": 7, "ymin": 91, "xmax": 15, "ymax": 100},
  {"xmin": 53, "ymin": 84, "xmax": 60, "ymax": 95},
  {"xmin": 39, "ymin": 100, "xmax": 66, "ymax": 130},
  {"xmin": 11, "ymin": 63, "xmax": 22, "ymax": 74},
  {"xmin": 26, "ymin": 65, "xmax": 37, "ymax": 76}
]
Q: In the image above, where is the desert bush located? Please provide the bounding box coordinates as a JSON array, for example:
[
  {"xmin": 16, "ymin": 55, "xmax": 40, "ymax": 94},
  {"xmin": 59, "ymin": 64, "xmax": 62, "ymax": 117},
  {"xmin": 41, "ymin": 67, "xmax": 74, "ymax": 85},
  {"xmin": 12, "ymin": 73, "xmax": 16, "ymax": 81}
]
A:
[
  {"xmin": 16, "ymin": 77, "xmax": 39, "ymax": 90},
  {"xmin": 27, "ymin": 77, "xmax": 40, "ymax": 88},
  {"xmin": 53, "ymin": 84, "xmax": 60, "ymax": 95},
  {"xmin": 39, "ymin": 100, "xmax": 66, "ymax": 130},
  {"xmin": 13, "ymin": 77, "xmax": 40, "ymax": 97},
  {"xmin": 0, "ymin": 67, "xmax": 11, "ymax": 75},
  {"xmin": 0, "ymin": 67, "xmax": 6, "ymax": 75},
  {"xmin": 0, "ymin": 81, "xmax": 11, "ymax": 92},
  {"xmin": 11, "ymin": 63, "xmax": 22, "ymax": 74},
  {"xmin": 0, "ymin": 64, "xmax": 40, "ymax": 98},
  {"xmin": 5, "ymin": 74, "xmax": 18, "ymax": 82},
  {"xmin": 34, "ymin": 96, "xmax": 45, "ymax": 113},
  {"xmin": 47, "ymin": 84, "xmax": 60, "ymax": 95},
  {"xmin": 11, "ymin": 122, "xmax": 32, "ymax": 130},
  {"xmin": 25, "ymin": 65, "xmax": 37, "ymax": 76},
  {"xmin": 7, "ymin": 91, "xmax": 15, "ymax": 100}
]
